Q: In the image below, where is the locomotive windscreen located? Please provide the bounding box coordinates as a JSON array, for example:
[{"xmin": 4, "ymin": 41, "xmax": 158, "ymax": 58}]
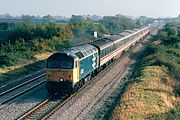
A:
[{"xmin": 47, "ymin": 53, "xmax": 74, "ymax": 69}]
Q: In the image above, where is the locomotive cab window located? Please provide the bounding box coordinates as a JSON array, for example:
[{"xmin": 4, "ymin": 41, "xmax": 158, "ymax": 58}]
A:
[{"xmin": 47, "ymin": 53, "xmax": 74, "ymax": 69}]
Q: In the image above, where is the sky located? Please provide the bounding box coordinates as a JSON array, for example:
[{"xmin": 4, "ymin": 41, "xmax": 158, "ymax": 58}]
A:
[{"xmin": 0, "ymin": 0, "xmax": 180, "ymax": 18}]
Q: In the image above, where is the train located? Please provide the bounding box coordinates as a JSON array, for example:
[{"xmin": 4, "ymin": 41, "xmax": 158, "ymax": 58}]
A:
[{"xmin": 45, "ymin": 26, "xmax": 151, "ymax": 95}]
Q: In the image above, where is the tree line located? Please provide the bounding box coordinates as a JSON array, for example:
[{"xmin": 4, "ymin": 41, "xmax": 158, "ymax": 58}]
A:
[{"xmin": 0, "ymin": 15, "xmax": 142, "ymax": 68}]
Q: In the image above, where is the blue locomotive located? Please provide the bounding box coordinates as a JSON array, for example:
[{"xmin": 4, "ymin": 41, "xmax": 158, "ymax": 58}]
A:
[{"xmin": 46, "ymin": 26, "xmax": 150, "ymax": 94}]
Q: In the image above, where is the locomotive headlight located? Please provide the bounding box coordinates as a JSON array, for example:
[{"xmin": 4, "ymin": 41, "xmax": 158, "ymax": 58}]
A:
[{"xmin": 60, "ymin": 78, "xmax": 64, "ymax": 82}]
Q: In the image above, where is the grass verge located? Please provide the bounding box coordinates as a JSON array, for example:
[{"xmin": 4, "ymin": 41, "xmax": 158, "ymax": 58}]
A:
[{"xmin": 111, "ymin": 66, "xmax": 180, "ymax": 120}]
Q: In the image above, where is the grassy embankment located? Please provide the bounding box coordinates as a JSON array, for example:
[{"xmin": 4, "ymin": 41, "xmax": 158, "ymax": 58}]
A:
[
  {"xmin": 111, "ymin": 22, "xmax": 180, "ymax": 120},
  {"xmin": 0, "ymin": 52, "xmax": 51, "ymax": 83}
]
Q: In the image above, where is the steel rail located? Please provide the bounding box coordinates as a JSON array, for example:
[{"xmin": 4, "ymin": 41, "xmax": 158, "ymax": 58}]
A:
[
  {"xmin": 0, "ymin": 80, "xmax": 45, "ymax": 105},
  {"xmin": 0, "ymin": 73, "xmax": 45, "ymax": 97},
  {"xmin": 0, "ymin": 69, "xmax": 45, "ymax": 89},
  {"xmin": 18, "ymin": 98, "xmax": 50, "ymax": 120}
]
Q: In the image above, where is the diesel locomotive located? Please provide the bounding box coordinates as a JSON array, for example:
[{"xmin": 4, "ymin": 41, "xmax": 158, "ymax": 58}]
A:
[{"xmin": 46, "ymin": 26, "xmax": 150, "ymax": 95}]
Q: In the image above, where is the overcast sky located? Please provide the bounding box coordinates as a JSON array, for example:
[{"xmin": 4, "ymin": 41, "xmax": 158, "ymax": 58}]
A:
[{"xmin": 1, "ymin": 0, "xmax": 180, "ymax": 18}]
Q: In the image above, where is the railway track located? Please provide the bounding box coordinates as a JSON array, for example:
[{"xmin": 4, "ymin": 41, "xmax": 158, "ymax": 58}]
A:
[
  {"xmin": 17, "ymin": 96, "xmax": 68, "ymax": 120},
  {"xmin": 74, "ymin": 70, "xmax": 127, "ymax": 120},
  {"xmin": 17, "ymin": 55, "xmax": 121, "ymax": 120},
  {"xmin": 0, "ymin": 73, "xmax": 46, "ymax": 105},
  {"xmin": 0, "ymin": 69, "xmax": 45, "ymax": 90}
]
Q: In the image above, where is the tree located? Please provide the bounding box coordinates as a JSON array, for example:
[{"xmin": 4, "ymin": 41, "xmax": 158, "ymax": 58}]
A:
[
  {"xmin": 69, "ymin": 15, "xmax": 86, "ymax": 24},
  {"xmin": 4, "ymin": 13, "xmax": 13, "ymax": 19},
  {"xmin": 21, "ymin": 15, "xmax": 34, "ymax": 23},
  {"xmin": 99, "ymin": 16, "xmax": 136, "ymax": 34},
  {"xmin": 42, "ymin": 15, "xmax": 55, "ymax": 23}
]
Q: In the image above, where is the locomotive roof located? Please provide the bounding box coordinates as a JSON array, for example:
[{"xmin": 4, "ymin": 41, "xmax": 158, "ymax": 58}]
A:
[{"xmin": 62, "ymin": 44, "xmax": 98, "ymax": 59}]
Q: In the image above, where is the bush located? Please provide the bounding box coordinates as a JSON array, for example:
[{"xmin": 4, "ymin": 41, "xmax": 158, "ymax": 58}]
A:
[
  {"xmin": 31, "ymin": 38, "xmax": 55, "ymax": 52},
  {"xmin": 0, "ymin": 55, "xmax": 12, "ymax": 67}
]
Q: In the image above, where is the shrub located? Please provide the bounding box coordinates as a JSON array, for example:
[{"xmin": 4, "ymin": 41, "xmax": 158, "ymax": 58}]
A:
[{"xmin": 0, "ymin": 55, "xmax": 12, "ymax": 67}]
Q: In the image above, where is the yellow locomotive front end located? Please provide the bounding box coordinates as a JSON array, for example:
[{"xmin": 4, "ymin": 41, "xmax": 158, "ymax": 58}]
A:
[{"xmin": 46, "ymin": 52, "xmax": 79, "ymax": 95}]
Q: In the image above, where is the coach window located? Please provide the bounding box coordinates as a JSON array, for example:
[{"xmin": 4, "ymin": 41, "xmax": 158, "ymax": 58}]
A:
[
  {"xmin": 101, "ymin": 50, "xmax": 103, "ymax": 58},
  {"xmin": 107, "ymin": 47, "xmax": 110, "ymax": 54},
  {"xmin": 102, "ymin": 49, "xmax": 105, "ymax": 56},
  {"xmin": 109, "ymin": 46, "xmax": 111, "ymax": 53},
  {"xmin": 103, "ymin": 49, "xmax": 105, "ymax": 57},
  {"xmin": 102, "ymin": 49, "xmax": 104, "ymax": 57},
  {"xmin": 106, "ymin": 47, "xmax": 109, "ymax": 55},
  {"xmin": 107, "ymin": 47, "xmax": 109, "ymax": 54},
  {"xmin": 105, "ymin": 48, "xmax": 107, "ymax": 55}
]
